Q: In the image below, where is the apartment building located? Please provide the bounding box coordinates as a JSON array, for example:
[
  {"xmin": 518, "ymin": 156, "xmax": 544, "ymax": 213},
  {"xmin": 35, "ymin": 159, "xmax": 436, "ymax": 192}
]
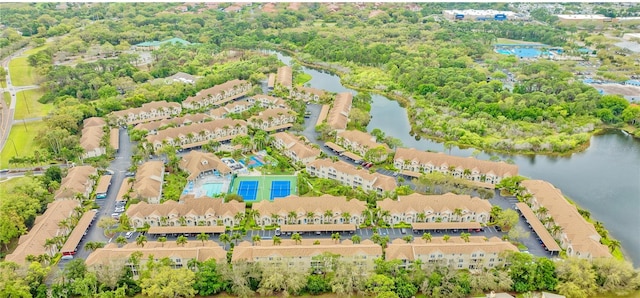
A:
[
  {"xmin": 181, "ymin": 79, "xmax": 252, "ymax": 110},
  {"xmin": 146, "ymin": 119, "xmax": 248, "ymax": 151},
  {"xmin": 208, "ymin": 101, "xmax": 254, "ymax": 120},
  {"xmin": 520, "ymin": 180, "xmax": 611, "ymax": 259},
  {"xmin": 252, "ymin": 194, "xmax": 367, "ymax": 226},
  {"xmin": 394, "ymin": 148, "xmax": 519, "ymax": 186},
  {"xmin": 326, "ymin": 92, "xmax": 352, "ymax": 132},
  {"xmin": 248, "ymin": 108, "xmax": 297, "ymax": 132},
  {"xmin": 232, "ymin": 239, "xmax": 382, "ymax": 272},
  {"xmin": 290, "ymin": 86, "xmax": 325, "ymax": 102},
  {"xmin": 336, "ymin": 130, "xmax": 391, "ymax": 163},
  {"xmin": 5, "ymin": 200, "xmax": 80, "ymax": 264},
  {"xmin": 127, "ymin": 197, "xmax": 245, "ymax": 228},
  {"xmin": 248, "ymin": 94, "xmax": 290, "ymax": 109},
  {"xmin": 80, "ymin": 117, "xmax": 106, "ymax": 159},
  {"xmin": 386, "ymin": 236, "xmax": 518, "ymax": 270},
  {"xmin": 86, "ymin": 242, "xmax": 227, "ymax": 276},
  {"xmin": 110, "ymin": 128, "xmax": 119, "ymax": 152},
  {"xmin": 276, "ymin": 66, "xmax": 293, "ymax": 89},
  {"xmin": 133, "ymin": 113, "xmax": 210, "ymax": 135},
  {"xmin": 271, "ymin": 132, "xmax": 321, "ymax": 165},
  {"xmin": 179, "ymin": 151, "xmax": 232, "ymax": 181},
  {"xmin": 267, "ymin": 73, "xmax": 276, "ymax": 90},
  {"xmin": 54, "ymin": 166, "xmax": 97, "ymax": 200},
  {"xmin": 306, "ymin": 159, "xmax": 397, "ymax": 194},
  {"xmin": 109, "ymin": 101, "xmax": 182, "ymax": 126},
  {"xmin": 377, "ymin": 193, "xmax": 492, "ymax": 225},
  {"xmin": 131, "ymin": 161, "xmax": 164, "ymax": 204}
]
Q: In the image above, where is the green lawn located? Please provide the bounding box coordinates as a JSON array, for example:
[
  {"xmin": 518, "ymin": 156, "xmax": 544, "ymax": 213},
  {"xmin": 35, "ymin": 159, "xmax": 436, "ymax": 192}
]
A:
[
  {"xmin": 294, "ymin": 73, "xmax": 312, "ymax": 85},
  {"xmin": 2, "ymin": 92, "xmax": 9, "ymax": 106},
  {"xmin": 230, "ymin": 174, "xmax": 298, "ymax": 202},
  {"xmin": 14, "ymin": 89, "xmax": 52, "ymax": 119},
  {"xmin": 0, "ymin": 176, "xmax": 29, "ymax": 200},
  {"xmin": 0, "ymin": 120, "xmax": 47, "ymax": 169},
  {"xmin": 21, "ymin": 45, "xmax": 48, "ymax": 56},
  {"xmin": 8, "ymin": 57, "xmax": 38, "ymax": 86}
]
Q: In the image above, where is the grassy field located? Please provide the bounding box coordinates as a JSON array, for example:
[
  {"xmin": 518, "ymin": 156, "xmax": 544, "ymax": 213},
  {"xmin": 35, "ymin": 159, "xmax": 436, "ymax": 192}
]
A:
[
  {"xmin": 8, "ymin": 57, "xmax": 39, "ymax": 86},
  {"xmin": 0, "ymin": 176, "xmax": 28, "ymax": 199},
  {"xmin": 294, "ymin": 73, "xmax": 312, "ymax": 85},
  {"xmin": 230, "ymin": 174, "xmax": 298, "ymax": 202},
  {"xmin": 14, "ymin": 88, "xmax": 52, "ymax": 119},
  {"xmin": 2, "ymin": 92, "xmax": 9, "ymax": 106},
  {"xmin": 0, "ymin": 120, "xmax": 46, "ymax": 169}
]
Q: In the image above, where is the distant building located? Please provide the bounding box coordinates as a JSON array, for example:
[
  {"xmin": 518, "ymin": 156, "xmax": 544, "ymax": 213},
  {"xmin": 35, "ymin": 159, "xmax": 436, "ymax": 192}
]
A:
[
  {"xmin": 127, "ymin": 197, "xmax": 245, "ymax": 228},
  {"xmin": 290, "ymin": 87, "xmax": 326, "ymax": 102},
  {"xmin": 132, "ymin": 37, "xmax": 192, "ymax": 51},
  {"xmin": 133, "ymin": 113, "xmax": 210, "ymax": 135},
  {"xmin": 252, "ymin": 194, "xmax": 367, "ymax": 226},
  {"xmin": 248, "ymin": 108, "xmax": 297, "ymax": 132},
  {"xmin": 146, "ymin": 119, "xmax": 248, "ymax": 151},
  {"xmin": 326, "ymin": 92, "xmax": 352, "ymax": 132},
  {"xmin": 55, "ymin": 166, "xmax": 97, "ymax": 200},
  {"xmin": 80, "ymin": 117, "xmax": 106, "ymax": 159},
  {"xmin": 165, "ymin": 72, "xmax": 197, "ymax": 85},
  {"xmin": 271, "ymin": 132, "xmax": 321, "ymax": 165},
  {"xmin": 306, "ymin": 158, "xmax": 397, "ymax": 194},
  {"xmin": 181, "ymin": 80, "xmax": 252, "ymax": 110},
  {"xmin": 131, "ymin": 161, "xmax": 164, "ymax": 204},
  {"xmin": 109, "ymin": 101, "xmax": 182, "ymax": 126},
  {"xmin": 443, "ymin": 9, "xmax": 526, "ymax": 21},
  {"xmin": 377, "ymin": 193, "xmax": 492, "ymax": 225},
  {"xmin": 179, "ymin": 151, "xmax": 232, "ymax": 181},
  {"xmin": 336, "ymin": 130, "xmax": 391, "ymax": 163},
  {"xmin": 556, "ymin": 14, "xmax": 612, "ymax": 24},
  {"xmin": 276, "ymin": 66, "xmax": 293, "ymax": 89}
]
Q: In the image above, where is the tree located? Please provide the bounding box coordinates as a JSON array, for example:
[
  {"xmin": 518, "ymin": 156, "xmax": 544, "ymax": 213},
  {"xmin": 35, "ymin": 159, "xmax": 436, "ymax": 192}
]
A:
[
  {"xmin": 305, "ymin": 274, "xmax": 331, "ymax": 295},
  {"xmin": 258, "ymin": 264, "xmax": 308, "ymax": 296},
  {"xmin": 0, "ymin": 262, "xmax": 32, "ymax": 297},
  {"xmin": 402, "ymin": 235, "xmax": 414, "ymax": 243},
  {"xmin": 251, "ymin": 234, "xmax": 261, "ymax": 245},
  {"xmin": 460, "ymin": 232, "xmax": 471, "ymax": 242},
  {"xmin": 98, "ymin": 217, "xmax": 117, "ymax": 238},
  {"xmin": 365, "ymin": 273, "xmax": 395, "ymax": 294},
  {"xmin": 231, "ymin": 232, "xmax": 243, "ymax": 245},
  {"xmin": 508, "ymin": 226, "xmax": 530, "ymax": 242},
  {"xmin": 219, "ymin": 233, "xmax": 231, "ymax": 249},
  {"xmin": 291, "ymin": 232, "xmax": 302, "ymax": 244},
  {"xmin": 556, "ymin": 257, "xmax": 598, "ymax": 298},
  {"xmin": 176, "ymin": 235, "xmax": 188, "ymax": 246},
  {"xmin": 193, "ymin": 259, "xmax": 224, "ymax": 296},
  {"xmin": 351, "ymin": 235, "xmax": 362, "ymax": 244},
  {"xmin": 592, "ymin": 257, "xmax": 640, "ymax": 296},
  {"xmin": 139, "ymin": 265, "xmax": 196, "ymax": 298},
  {"xmin": 496, "ymin": 209, "xmax": 519, "ymax": 231},
  {"xmin": 443, "ymin": 234, "xmax": 451, "ymax": 242},
  {"xmin": 273, "ymin": 236, "xmax": 282, "ymax": 246},
  {"xmin": 330, "ymin": 260, "xmax": 368, "ymax": 296},
  {"xmin": 534, "ymin": 257, "xmax": 558, "ymax": 291},
  {"xmin": 196, "ymin": 232, "xmax": 209, "ymax": 246},
  {"xmin": 422, "ymin": 232, "xmax": 432, "ymax": 242},
  {"xmin": 158, "ymin": 236, "xmax": 167, "ymax": 247},
  {"xmin": 331, "ymin": 232, "xmax": 341, "ymax": 243},
  {"xmin": 135, "ymin": 234, "xmax": 147, "ymax": 248},
  {"xmin": 84, "ymin": 241, "xmax": 105, "ymax": 252}
]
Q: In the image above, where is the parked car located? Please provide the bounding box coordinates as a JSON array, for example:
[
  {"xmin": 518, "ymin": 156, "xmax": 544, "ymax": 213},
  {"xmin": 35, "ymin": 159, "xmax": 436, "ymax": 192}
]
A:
[
  {"xmin": 275, "ymin": 228, "xmax": 281, "ymax": 236},
  {"xmin": 125, "ymin": 231, "xmax": 134, "ymax": 239}
]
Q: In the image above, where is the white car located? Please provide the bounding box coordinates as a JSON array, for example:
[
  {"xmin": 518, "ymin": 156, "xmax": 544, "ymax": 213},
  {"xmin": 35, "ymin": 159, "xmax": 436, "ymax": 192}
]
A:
[{"xmin": 125, "ymin": 231, "xmax": 134, "ymax": 239}]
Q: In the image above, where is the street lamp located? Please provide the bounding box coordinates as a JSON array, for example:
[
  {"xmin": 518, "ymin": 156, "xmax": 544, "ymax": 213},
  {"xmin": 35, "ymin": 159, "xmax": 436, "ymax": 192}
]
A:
[{"xmin": 8, "ymin": 138, "xmax": 18, "ymax": 156}]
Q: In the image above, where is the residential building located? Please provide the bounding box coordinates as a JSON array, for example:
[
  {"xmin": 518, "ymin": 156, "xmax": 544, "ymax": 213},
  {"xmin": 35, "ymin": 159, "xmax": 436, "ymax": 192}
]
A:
[
  {"xmin": 5, "ymin": 200, "xmax": 80, "ymax": 264},
  {"xmin": 248, "ymin": 108, "xmax": 297, "ymax": 132},
  {"xmin": 146, "ymin": 119, "xmax": 248, "ymax": 151},
  {"xmin": 181, "ymin": 79, "xmax": 252, "ymax": 110},
  {"xmin": 326, "ymin": 92, "xmax": 352, "ymax": 132},
  {"xmin": 110, "ymin": 128, "xmax": 119, "ymax": 152},
  {"xmin": 248, "ymin": 94, "xmax": 290, "ymax": 109},
  {"xmin": 109, "ymin": 101, "xmax": 182, "ymax": 126},
  {"xmin": 386, "ymin": 236, "xmax": 518, "ymax": 270},
  {"xmin": 132, "ymin": 161, "xmax": 164, "ymax": 204},
  {"xmin": 276, "ymin": 66, "xmax": 292, "ymax": 89},
  {"xmin": 393, "ymin": 147, "xmax": 519, "ymax": 186},
  {"xmin": 290, "ymin": 86, "xmax": 325, "ymax": 102},
  {"xmin": 336, "ymin": 130, "xmax": 391, "ymax": 163},
  {"xmin": 86, "ymin": 242, "xmax": 227, "ymax": 276},
  {"xmin": 133, "ymin": 113, "xmax": 210, "ymax": 135},
  {"xmin": 232, "ymin": 239, "xmax": 382, "ymax": 272},
  {"xmin": 557, "ymin": 14, "xmax": 612, "ymax": 24},
  {"xmin": 306, "ymin": 159, "xmax": 397, "ymax": 194},
  {"xmin": 442, "ymin": 9, "xmax": 525, "ymax": 21},
  {"xmin": 132, "ymin": 37, "xmax": 192, "ymax": 51},
  {"xmin": 208, "ymin": 101, "xmax": 254, "ymax": 120},
  {"xmin": 520, "ymin": 180, "xmax": 611, "ymax": 259},
  {"xmin": 127, "ymin": 197, "xmax": 245, "ymax": 228},
  {"xmin": 54, "ymin": 166, "xmax": 97, "ymax": 200},
  {"xmin": 179, "ymin": 151, "xmax": 232, "ymax": 181},
  {"xmin": 271, "ymin": 132, "xmax": 321, "ymax": 165},
  {"xmin": 95, "ymin": 175, "xmax": 112, "ymax": 199},
  {"xmin": 164, "ymin": 72, "xmax": 197, "ymax": 85},
  {"xmin": 252, "ymin": 194, "xmax": 367, "ymax": 226},
  {"xmin": 80, "ymin": 117, "xmax": 106, "ymax": 159},
  {"xmin": 267, "ymin": 73, "xmax": 276, "ymax": 90},
  {"xmin": 377, "ymin": 193, "xmax": 492, "ymax": 225}
]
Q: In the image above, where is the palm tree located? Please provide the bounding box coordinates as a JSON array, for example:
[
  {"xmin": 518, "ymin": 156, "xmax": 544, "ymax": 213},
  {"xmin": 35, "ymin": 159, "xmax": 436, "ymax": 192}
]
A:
[
  {"xmin": 291, "ymin": 232, "xmax": 302, "ymax": 245},
  {"xmin": 251, "ymin": 234, "xmax": 261, "ymax": 246},
  {"xmin": 44, "ymin": 238, "xmax": 57, "ymax": 256},
  {"xmin": 550, "ymin": 224, "xmax": 562, "ymax": 237},
  {"xmin": 422, "ymin": 232, "xmax": 432, "ymax": 242},
  {"xmin": 351, "ymin": 235, "xmax": 362, "ymax": 244},
  {"xmin": 270, "ymin": 213, "xmax": 280, "ymax": 226},
  {"xmin": 135, "ymin": 235, "xmax": 147, "ymax": 248},
  {"xmin": 535, "ymin": 206, "xmax": 548, "ymax": 218},
  {"xmin": 197, "ymin": 232, "xmax": 209, "ymax": 246},
  {"xmin": 323, "ymin": 210, "xmax": 333, "ymax": 224},
  {"xmin": 607, "ymin": 239, "xmax": 621, "ymax": 253},
  {"xmin": 219, "ymin": 233, "xmax": 231, "ymax": 249},
  {"xmin": 443, "ymin": 234, "xmax": 451, "ymax": 242},
  {"xmin": 115, "ymin": 236, "xmax": 128, "ymax": 247},
  {"xmin": 416, "ymin": 212, "xmax": 426, "ymax": 223},
  {"xmin": 273, "ymin": 236, "xmax": 282, "ymax": 246},
  {"xmin": 176, "ymin": 235, "xmax": 188, "ymax": 246},
  {"xmin": 371, "ymin": 233, "xmax": 382, "ymax": 245},
  {"xmin": 178, "ymin": 217, "xmax": 187, "ymax": 226},
  {"xmin": 158, "ymin": 236, "xmax": 167, "ymax": 247},
  {"xmin": 331, "ymin": 232, "xmax": 341, "ymax": 243},
  {"xmin": 84, "ymin": 241, "xmax": 106, "ymax": 252},
  {"xmin": 234, "ymin": 212, "xmax": 245, "ymax": 227},
  {"xmin": 453, "ymin": 208, "xmax": 463, "ymax": 222},
  {"xmin": 341, "ymin": 212, "xmax": 351, "ymax": 224},
  {"xmin": 231, "ymin": 232, "xmax": 242, "ymax": 245},
  {"xmin": 287, "ymin": 211, "xmax": 298, "ymax": 224},
  {"xmin": 305, "ymin": 212, "xmax": 316, "ymax": 224},
  {"xmin": 402, "ymin": 235, "xmax": 414, "ymax": 243},
  {"xmin": 460, "ymin": 232, "xmax": 471, "ymax": 242}
]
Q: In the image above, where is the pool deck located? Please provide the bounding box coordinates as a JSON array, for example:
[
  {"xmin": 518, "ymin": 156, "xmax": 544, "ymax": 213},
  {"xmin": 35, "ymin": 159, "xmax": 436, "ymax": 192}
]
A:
[{"xmin": 183, "ymin": 174, "xmax": 232, "ymax": 198}]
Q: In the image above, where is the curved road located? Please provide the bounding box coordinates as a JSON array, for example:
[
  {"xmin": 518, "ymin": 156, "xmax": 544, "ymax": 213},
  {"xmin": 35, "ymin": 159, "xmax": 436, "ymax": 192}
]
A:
[{"xmin": 0, "ymin": 46, "xmax": 34, "ymax": 157}]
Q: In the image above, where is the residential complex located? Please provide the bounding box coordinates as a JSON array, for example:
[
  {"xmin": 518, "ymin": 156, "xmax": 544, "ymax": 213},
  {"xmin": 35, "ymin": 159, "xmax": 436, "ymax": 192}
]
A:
[
  {"xmin": 248, "ymin": 94, "xmax": 290, "ymax": 109},
  {"xmin": 377, "ymin": 193, "xmax": 492, "ymax": 225},
  {"xmin": 290, "ymin": 86, "xmax": 325, "ymax": 102},
  {"xmin": 271, "ymin": 132, "xmax": 321, "ymax": 165},
  {"xmin": 127, "ymin": 197, "xmax": 246, "ymax": 228},
  {"xmin": 248, "ymin": 108, "xmax": 297, "ymax": 132},
  {"xmin": 145, "ymin": 118, "xmax": 248, "ymax": 151},
  {"xmin": 181, "ymin": 79, "xmax": 252, "ymax": 110},
  {"xmin": 109, "ymin": 101, "xmax": 182, "ymax": 126},
  {"xmin": 520, "ymin": 180, "xmax": 611, "ymax": 259},
  {"xmin": 54, "ymin": 166, "xmax": 97, "ymax": 200},
  {"xmin": 131, "ymin": 161, "xmax": 164, "ymax": 204},
  {"xmin": 306, "ymin": 158, "xmax": 397, "ymax": 193},
  {"xmin": 276, "ymin": 66, "xmax": 292, "ymax": 89},
  {"xmin": 133, "ymin": 113, "xmax": 210, "ymax": 135},
  {"xmin": 208, "ymin": 101, "xmax": 253, "ymax": 119},
  {"xmin": 80, "ymin": 117, "xmax": 107, "ymax": 159},
  {"xmin": 252, "ymin": 194, "xmax": 367, "ymax": 226},
  {"xmin": 336, "ymin": 130, "xmax": 390, "ymax": 163},
  {"xmin": 326, "ymin": 92, "xmax": 352, "ymax": 132},
  {"xmin": 393, "ymin": 147, "xmax": 519, "ymax": 186},
  {"xmin": 179, "ymin": 151, "xmax": 232, "ymax": 181}
]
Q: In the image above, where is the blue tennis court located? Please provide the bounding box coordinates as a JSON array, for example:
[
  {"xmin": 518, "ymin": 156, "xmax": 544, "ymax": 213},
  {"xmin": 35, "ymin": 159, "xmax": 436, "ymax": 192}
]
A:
[
  {"xmin": 270, "ymin": 181, "xmax": 291, "ymax": 200},
  {"xmin": 237, "ymin": 181, "xmax": 259, "ymax": 201}
]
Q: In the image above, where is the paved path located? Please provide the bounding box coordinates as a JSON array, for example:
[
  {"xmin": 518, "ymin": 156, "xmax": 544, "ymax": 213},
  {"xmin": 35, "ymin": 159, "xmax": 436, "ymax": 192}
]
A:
[{"xmin": 13, "ymin": 117, "xmax": 42, "ymax": 124}]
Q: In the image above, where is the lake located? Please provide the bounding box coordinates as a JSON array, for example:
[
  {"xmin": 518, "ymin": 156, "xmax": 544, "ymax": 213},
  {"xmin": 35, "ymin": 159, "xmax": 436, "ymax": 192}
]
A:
[{"xmin": 272, "ymin": 51, "xmax": 640, "ymax": 266}]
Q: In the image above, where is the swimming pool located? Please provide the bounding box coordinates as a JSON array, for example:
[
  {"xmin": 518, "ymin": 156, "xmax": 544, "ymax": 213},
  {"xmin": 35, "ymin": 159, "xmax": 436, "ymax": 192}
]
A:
[
  {"xmin": 496, "ymin": 49, "xmax": 512, "ymax": 55},
  {"xmin": 239, "ymin": 156, "xmax": 266, "ymax": 168},
  {"xmin": 202, "ymin": 183, "xmax": 223, "ymax": 197}
]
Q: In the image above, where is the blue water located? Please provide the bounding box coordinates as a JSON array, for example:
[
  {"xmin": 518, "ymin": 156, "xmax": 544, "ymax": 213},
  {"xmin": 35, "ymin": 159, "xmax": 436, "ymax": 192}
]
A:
[
  {"xmin": 251, "ymin": 156, "xmax": 265, "ymax": 166},
  {"xmin": 497, "ymin": 49, "xmax": 512, "ymax": 55},
  {"xmin": 239, "ymin": 156, "xmax": 266, "ymax": 168},
  {"xmin": 513, "ymin": 48, "xmax": 540, "ymax": 58},
  {"xmin": 202, "ymin": 183, "xmax": 223, "ymax": 197}
]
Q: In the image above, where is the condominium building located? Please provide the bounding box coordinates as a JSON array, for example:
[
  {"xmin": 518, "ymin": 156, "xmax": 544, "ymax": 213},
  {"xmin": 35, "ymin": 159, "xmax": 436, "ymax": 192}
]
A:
[
  {"xmin": 146, "ymin": 119, "xmax": 248, "ymax": 151},
  {"xmin": 179, "ymin": 151, "xmax": 232, "ymax": 181},
  {"xmin": 248, "ymin": 94, "xmax": 290, "ymax": 109},
  {"xmin": 520, "ymin": 180, "xmax": 611, "ymax": 259},
  {"xmin": 306, "ymin": 159, "xmax": 397, "ymax": 194},
  {"xmin": 386, "ymin": 236, "xmax": 518, "ymax": 270},
  {"xmin": 133, "ymin": 113, "xmax": 210, "ymax": 135},
  {"xmin": 248, "ymin": 108, "xmax": 297, "ymax": 132},
  {"xmin": 336, "ymin": 130, "xmax": 390, "ymax": 163},
  {"xmin": 109, "ymin": 101, "xmax": 182, "ymax": 126},
  {"xmin": 208, "ymin": 101, "xmax": 254, "ymax": 119},
  {"xmin": 54, "ymin": 166, "xmax": 97, "ymax": 200},
  {"xmin": 252, "ymin": 194, "xmax": 367, "ymax": 226},
  {"xmin": 181, "ymin": 79, "xmax": 252, "ymax": 110},
  {"xmin": 290, "ymin": 86, "xmax": 325, "ymax": 102},
  {"xmin": 271, "ymin": 132, "xmax": 321, "ymax": 165},
  {"xmin": 131, "ymin": 161, "xmax": 164, "ymax": 204},
  {"xmin": 127, "ymin": 197, "xmax": 245, "ymax": 228},
  {"xmin": 326, "ymin": 92, "xmax": 352, "ymax": 132},
  {"xmin": 276, "ymin": 66, "xmax": 292, "ymax": 89},
  {"xmin": 393, "ymin": 148, "xmax": 518, "ymax": 186},
  {"xmin": 232, "ymin": 239, "xmax": 382, "ymax": 272},
  {"xmin": 80, "ymin": 117, "xmax": 106, "ymax": 159},
  {"xmin": 377, "ymin": 193, "xmax": 492, "ymax": 225}
]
